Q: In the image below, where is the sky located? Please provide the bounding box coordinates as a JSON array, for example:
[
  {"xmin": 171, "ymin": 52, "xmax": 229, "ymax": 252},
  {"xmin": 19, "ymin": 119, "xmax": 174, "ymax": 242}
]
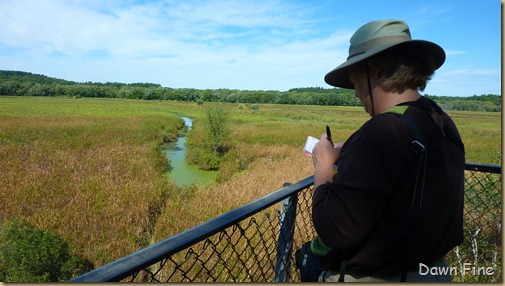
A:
[{"xmin": 0, "ymin": 0, "xmax": 501, "ymax": 97}]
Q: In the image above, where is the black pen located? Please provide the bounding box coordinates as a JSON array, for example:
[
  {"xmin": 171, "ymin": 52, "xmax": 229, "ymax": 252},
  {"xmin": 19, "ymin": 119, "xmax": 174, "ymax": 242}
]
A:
[{"xmin": 326, "ymin": 125, "xmax": 334, "ymax": 146}]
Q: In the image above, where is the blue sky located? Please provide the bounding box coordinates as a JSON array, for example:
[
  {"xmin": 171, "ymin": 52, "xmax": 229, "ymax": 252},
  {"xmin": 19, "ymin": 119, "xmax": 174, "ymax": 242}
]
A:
[{"xmin": 0, "ymin": 0, "xmax": 501, "ymax": 96}]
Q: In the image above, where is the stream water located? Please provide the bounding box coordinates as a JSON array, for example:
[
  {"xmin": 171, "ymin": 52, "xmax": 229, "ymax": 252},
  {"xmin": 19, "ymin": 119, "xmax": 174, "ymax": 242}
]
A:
[{"xmin": 163, "ymin": 117, "xmax": 218, "ymax": 187}]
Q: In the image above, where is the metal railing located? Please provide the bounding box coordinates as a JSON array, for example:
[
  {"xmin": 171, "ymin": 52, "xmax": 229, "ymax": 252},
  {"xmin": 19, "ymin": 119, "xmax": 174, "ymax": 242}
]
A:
[{"xmin": 70, "ymin": 163, "xmax": 501, "ymax": 283}]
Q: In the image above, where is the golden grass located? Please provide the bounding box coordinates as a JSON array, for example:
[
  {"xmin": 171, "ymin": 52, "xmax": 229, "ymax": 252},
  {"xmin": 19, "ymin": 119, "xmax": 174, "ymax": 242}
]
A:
[
  {"xmin": 0, "ymin": 102, "xmax": 181, "ymax": 266},
  {"xmin": 1, "ymin": 141, "xmax": 162, "ymax": 263}
]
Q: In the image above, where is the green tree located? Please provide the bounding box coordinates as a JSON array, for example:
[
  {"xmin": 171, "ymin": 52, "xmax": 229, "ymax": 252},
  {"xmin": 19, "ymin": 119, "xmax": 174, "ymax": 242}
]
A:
[
  {"xmin": 204, "ymin": 105, "xmax": 231, "ymax": 154},
  {"xmin": 126, "ymin": 87, "xmax": 144, "ymax": 99},
  {"xmin": 186, "ymin": 105, "xmax": 232, "ymax": 170}
]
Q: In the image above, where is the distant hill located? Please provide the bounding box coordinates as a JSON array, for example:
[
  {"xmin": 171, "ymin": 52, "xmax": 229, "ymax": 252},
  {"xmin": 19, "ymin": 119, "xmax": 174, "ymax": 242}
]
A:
[
  {"xmin": 0, "ymin": 70, "xmax": 501, "ymax": 112},
  {"xmin": 0, "ymin": 70, "xmax": 160, "ymax": 87},
  {"xmin": 0, "ymin": 70, "xmax": 76, "ymax": 85}
]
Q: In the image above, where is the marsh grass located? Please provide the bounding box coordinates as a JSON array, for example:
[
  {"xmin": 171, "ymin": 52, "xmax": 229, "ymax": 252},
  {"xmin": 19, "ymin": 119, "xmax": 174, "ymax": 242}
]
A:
[
  {"xmin": 0, "ymin": 97, "xmax": 185, "ymax": 266},
  {"xmin": 0, "ymin": 97, "xmax": 501, "ymax": 276}
]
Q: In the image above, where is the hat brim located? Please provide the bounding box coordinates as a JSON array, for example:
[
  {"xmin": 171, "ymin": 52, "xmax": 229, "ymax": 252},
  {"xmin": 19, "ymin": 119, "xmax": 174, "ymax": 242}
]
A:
[{"xmin": 324, "ymin": 40, "xmax": 446, "ymax": 89}]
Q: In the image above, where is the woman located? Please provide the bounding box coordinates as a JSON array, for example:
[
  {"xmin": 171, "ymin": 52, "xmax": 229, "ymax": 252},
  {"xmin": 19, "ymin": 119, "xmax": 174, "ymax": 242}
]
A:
[{"xmin": 311, "ymin": 19, "xmax": 465, "ymax": 282}]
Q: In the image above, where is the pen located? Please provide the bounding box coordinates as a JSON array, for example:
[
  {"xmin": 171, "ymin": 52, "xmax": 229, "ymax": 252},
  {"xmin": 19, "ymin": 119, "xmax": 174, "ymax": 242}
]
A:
[{"xmin": 326, "ymin": 125, "xmax": 334, "ymax": 146}]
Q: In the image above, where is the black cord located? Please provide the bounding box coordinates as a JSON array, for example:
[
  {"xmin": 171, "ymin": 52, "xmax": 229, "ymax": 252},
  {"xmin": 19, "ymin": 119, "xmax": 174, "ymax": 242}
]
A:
[{"xmin": 365, "ymin": 62, "xmax": 376, "ymax": 117}]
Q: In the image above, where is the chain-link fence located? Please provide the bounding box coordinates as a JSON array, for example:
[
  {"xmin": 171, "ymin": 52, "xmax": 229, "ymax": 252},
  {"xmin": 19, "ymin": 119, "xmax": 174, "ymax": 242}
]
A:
[
  {"xmin": 70, "ymin": 163, "xmax": 501, "ymax": 283},
  {"xmin": 447, "ymin": 164, "xmax": 502, "ymax": 282}
]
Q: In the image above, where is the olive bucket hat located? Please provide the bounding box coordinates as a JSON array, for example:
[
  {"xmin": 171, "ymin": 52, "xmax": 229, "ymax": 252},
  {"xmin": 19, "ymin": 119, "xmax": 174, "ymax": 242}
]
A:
[{"xmin": 324, "ymin": 19, "xmax": 446, "ymax": 89}]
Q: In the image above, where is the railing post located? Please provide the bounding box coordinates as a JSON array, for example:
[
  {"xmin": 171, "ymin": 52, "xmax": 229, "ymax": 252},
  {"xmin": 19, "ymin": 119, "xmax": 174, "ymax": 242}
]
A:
[{"xmin": 275, "ymin": 183, "xmax": 298, "ymax": 282}]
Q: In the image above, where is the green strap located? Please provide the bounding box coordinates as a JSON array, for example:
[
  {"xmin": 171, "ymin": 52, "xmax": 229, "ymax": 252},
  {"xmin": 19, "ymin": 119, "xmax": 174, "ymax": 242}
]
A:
[
  {"xmin": 383, "ymin": 105, "xmax": 409, "ymax": 115},
  {"xmin": 311, "ymin": 236, "xmax": 332, "ymax": 256}
]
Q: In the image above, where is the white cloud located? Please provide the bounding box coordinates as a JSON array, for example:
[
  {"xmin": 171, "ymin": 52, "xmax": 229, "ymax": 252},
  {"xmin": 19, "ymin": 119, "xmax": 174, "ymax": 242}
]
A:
[
  {"xmin": 428, "ymin": 68, "xmax": 501, "ymax": 97},
  {"xmin": 0, "ymin": 0, "xmax": 351, "ymax": 89},
  {"xmin": 442, "ymin": 68, "xmax": 500, "ymax": 78},
  {"xmin": 0, "ymin": 0, "xmax": 316, "ymax": 55},
  {"xmin": 445, "ymin": 50, "xmax": 466, "ymax": 57},
  {"xmin": 0, "ymin": 0, "xmax": 499, "ymax": 95}
]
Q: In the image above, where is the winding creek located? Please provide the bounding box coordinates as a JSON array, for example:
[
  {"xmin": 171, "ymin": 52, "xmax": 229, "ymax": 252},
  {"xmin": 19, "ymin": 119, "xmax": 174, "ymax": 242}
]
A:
[{"xmin": 162, "ymin": 117, "xmax": 218, "ymax": 187}]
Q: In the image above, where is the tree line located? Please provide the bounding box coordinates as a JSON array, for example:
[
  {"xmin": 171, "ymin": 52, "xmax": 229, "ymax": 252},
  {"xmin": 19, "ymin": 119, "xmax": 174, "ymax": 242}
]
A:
[{"xmin": 0, "ymin": 70, "xmax": 500, "ymax": 111}]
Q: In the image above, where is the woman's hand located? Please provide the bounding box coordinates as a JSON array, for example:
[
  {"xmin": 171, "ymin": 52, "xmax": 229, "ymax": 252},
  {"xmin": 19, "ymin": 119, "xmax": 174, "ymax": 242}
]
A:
[{"xmin": 312, "ymin": 134, "xmax": 343, "ymax": 188}]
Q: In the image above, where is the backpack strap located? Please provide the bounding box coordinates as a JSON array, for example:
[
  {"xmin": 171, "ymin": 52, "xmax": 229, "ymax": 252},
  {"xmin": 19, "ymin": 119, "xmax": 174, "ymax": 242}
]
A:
[
  {"xmin": 392, "ymin": 98, "xmax": 463, "ymax": 281},
  {"xmin": 398, "ymin": 98, "xmax": 464, "ymax": 153},
  {"xmin": 396, "ymin": 114, "xmax": 427, "ymax": 216},
  {"xmin": 394, "ymin": 113, "xmax": 427, "ymax": 282}
]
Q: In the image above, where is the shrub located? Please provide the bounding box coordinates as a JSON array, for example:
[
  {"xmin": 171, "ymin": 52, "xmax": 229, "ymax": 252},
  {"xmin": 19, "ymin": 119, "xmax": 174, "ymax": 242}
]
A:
[
  {"xmin": 0, "ymin": 220, "xmax": 92, "ymax": 282},
  {"xmin": 203, "ymin": 105, "xmax": 231, "ymax": 154},
  {"xmin": 186, "ymin": 106, "xmax": 232, "ymax": 171}
]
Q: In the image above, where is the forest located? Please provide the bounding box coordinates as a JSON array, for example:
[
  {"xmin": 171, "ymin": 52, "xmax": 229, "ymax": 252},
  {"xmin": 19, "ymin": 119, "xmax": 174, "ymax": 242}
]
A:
[{"xmin": 0, "ymin": 70, "xmax": 501, "ymax": 112}]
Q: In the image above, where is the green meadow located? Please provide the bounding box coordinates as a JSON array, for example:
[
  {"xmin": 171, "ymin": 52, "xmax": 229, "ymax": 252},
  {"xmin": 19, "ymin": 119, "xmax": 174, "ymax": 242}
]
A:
[{"xmin": 0, "ymin": 96, "xmax": 501, "ymax": 275}]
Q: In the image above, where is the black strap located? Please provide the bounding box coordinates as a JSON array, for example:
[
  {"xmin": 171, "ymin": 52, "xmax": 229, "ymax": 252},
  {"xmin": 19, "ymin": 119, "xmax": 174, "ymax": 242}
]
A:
[
  {"xmin": 394, "ymin": 100, "xmax": 464, "ymax": 281},
  {"xmin": 338, "ymin": 260, "xmax": 347, "ymax": 282},
  {"xmin": 396, "ymin": 114, "xmax": 427, "ymax": 282},
  {"xmin": 399, "ymin": 114, "xmax": 427, "ymax": 212},
  {"xmin": 398, "ymin": 98, "xmax": 464, "ymax": 153}
]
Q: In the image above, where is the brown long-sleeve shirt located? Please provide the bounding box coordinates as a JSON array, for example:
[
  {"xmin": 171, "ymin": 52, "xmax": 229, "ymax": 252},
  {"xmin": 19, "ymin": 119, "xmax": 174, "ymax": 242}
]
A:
[{"xmin": 312, "ymin": 97, "xmax": 465, "ymax": 277}]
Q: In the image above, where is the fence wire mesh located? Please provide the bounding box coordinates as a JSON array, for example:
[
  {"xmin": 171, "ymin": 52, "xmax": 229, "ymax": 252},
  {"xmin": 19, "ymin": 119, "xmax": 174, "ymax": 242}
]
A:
[
  {"xmin": 121, "ymin": 188, "xmax": 316, "ymax": 283},
  {"xmin": 447, "ymin": 167, "xmax": 502, "ymax": 282},
  {"xmin": 73, "ymin": 164, "xmax": 501, "ymax": 283}
]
